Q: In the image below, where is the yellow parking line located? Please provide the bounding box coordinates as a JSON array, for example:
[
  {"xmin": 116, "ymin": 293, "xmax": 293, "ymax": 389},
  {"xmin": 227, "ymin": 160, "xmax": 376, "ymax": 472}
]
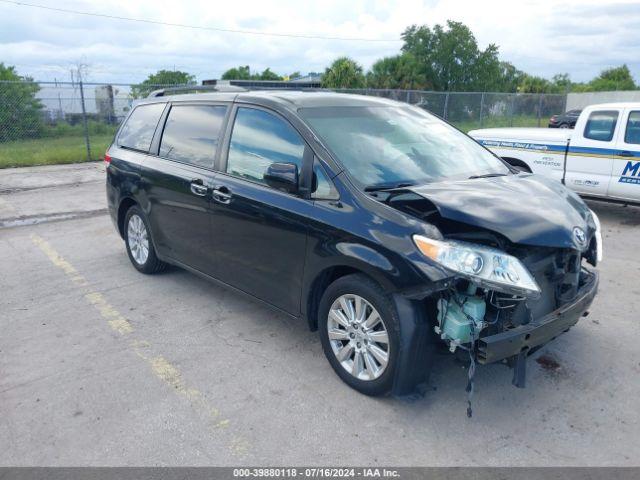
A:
[
  {"xmin": 85, "ymin": 291, "xmax": 133, "ymax": 335},
  {"xmin": 30, "ymin": 234, "xmax": 246, "ymax": 453},
  {"xmin": 31, "ymin": 234, "xmax": 84, "ymax": 283}
]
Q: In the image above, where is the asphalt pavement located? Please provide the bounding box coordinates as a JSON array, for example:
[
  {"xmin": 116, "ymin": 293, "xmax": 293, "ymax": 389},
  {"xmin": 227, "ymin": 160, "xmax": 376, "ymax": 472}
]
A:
[{"xmin": 1, "ymin": 162, "xmax": 639, "ymax": 466}]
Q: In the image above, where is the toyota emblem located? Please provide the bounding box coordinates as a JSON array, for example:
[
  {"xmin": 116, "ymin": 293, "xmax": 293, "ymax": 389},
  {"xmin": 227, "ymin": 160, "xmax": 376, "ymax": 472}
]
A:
[{"xmin": 573, "ymin": 227, "xmax": 587, "ymax": 248}]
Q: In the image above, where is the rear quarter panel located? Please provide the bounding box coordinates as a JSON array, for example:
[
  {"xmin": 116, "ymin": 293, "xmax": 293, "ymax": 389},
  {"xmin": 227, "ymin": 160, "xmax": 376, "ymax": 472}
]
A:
[{"xmin": 106, "ymin": 146, "xmax": 146, "ymax": 237}]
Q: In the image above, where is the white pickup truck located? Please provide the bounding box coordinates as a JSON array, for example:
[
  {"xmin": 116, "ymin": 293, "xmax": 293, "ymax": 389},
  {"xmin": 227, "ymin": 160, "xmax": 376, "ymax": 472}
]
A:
[{"xmin": 469, "ymin": 103, "xmax": 640, "ymax": 203}]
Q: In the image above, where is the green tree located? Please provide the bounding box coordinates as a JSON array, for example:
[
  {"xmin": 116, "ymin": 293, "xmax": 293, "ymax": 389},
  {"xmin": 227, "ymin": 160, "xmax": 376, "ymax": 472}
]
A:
[
  {"xmin": 221, "ymin": 65, "xmax": 252, "ymax": 80},
  {"xmin": 366, "ymin": 54, "xmax": 426, "ymax": 90},
  {"xmin": 257, "ymin": 68, "xmax": 282, "ymax": 81},
  {"xmin": 550, "ymin": 73, "xmax": 573, "ymax": 93},
  {"xmin": 131, "ymin": 70, "xmax": 196, "ymax": 98},
  {"xmin": 401, "ymin": 21, "xmax": 504, "ymax": 91},
  {"xmin": 486, "ymin": 62, "xmax": 525, "ymax": 93},
  {"xmin": 0, "ymin": 63, "xmax": 43, "ymax": 141},
  {"xmin": 517, "ymin": 74, "xmax": 557, "ymax": 93},
  {"xmin": 321, "ymin": 57, "xmax": 366, "ymax": 89},
  {"xmin": 588, "ymin": 65, "xmax": 636, "ymax": 91},
  {"xmin": 221, "ymin": 66, "xmax": 284, "ymax": 81}
]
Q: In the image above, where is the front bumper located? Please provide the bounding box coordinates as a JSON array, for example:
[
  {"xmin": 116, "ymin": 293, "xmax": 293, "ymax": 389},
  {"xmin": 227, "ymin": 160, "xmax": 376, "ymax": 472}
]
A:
[{"xmin": 477, "ymin": 269, "xmax": 598, "ymax": 364}]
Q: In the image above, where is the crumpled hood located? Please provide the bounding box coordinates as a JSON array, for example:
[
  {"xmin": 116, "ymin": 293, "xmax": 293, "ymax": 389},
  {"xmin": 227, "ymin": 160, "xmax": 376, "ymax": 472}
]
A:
[{"xmin": 408, "ymin": 174, "xmax": 593, "ymax": 249}]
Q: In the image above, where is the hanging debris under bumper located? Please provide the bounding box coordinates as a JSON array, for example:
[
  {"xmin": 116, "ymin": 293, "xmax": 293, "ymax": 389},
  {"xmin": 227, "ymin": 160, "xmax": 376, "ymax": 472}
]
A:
[{"xmin": 477, "ymin": 269, "xmax": 598, "ymax": 365}]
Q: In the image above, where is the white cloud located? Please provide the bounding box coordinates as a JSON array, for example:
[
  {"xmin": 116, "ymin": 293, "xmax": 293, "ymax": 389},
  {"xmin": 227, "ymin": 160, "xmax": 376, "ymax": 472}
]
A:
[{"xmin": 0, "ymin": 0, "xmax": 638, "ymax": 84}]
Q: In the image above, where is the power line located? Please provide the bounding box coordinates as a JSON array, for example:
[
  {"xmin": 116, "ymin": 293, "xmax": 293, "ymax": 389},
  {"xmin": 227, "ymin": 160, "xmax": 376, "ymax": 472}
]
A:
[{"xmin": 0, "ymin": 0, "xmax": 402, "ymax": 42}]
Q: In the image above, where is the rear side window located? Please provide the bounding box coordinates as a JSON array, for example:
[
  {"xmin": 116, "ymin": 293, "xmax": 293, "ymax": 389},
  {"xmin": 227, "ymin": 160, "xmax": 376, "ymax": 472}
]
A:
[
  {"xmin": 584, "ymin": 110, "xmax": 618, "ymax": 142},
  {"xmin": 226, "ymin": 108, "xmax": 305, "ymax": 185},
  {"xmin": 159, "ymin": 105, "xmax": 227, "ymax": 168},
  {"xmin": 118, "ymin": 103, "xmax": 165, "ymax": 152},
  {"xmin": 625, "ymin": 111, "xmax": 640, "ymax": 145}
]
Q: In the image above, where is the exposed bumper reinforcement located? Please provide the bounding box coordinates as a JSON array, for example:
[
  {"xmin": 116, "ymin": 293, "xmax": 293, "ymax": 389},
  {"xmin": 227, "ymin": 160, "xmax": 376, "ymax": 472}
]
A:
[{"xmin": 477, "ymin": 270, "xmax": 599, "ymax": 364}]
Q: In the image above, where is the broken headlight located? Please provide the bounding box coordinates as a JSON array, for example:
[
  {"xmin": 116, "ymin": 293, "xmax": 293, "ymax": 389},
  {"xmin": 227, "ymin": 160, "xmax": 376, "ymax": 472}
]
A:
[
  {"xmin": 413, "ymin": 235, "xmax": 541, "ymax": 298},
  {"xmin": 590, "ymin": 209, "xmax": 603, "ymax": 263}
]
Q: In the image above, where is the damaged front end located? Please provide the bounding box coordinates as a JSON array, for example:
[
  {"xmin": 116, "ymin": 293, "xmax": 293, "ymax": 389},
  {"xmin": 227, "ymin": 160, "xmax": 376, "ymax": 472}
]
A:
[
  {"xmin": 431, "ymin": 255, "xmax": 597, "ymax": 417},
  {"xmin": 429, "ymin": 243, "xmax": 599, "ymax": 385},
  {"xmin": 418, "ymin": 237, "xmax": 600, "ymax": 384},
  {"xmin": 372, "ymin": 175, "xmax": 601, "ymax": 414},
  {"xmin": 418, "ymin": 233, "xmax": 599, "ymax": 416}
]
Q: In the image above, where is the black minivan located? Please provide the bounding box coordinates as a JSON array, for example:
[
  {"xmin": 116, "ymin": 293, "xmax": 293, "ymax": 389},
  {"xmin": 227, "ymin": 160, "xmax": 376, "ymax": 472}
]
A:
[{"xmin": 106, "ymin": 91, "xmax": 600, "ymax": 397}]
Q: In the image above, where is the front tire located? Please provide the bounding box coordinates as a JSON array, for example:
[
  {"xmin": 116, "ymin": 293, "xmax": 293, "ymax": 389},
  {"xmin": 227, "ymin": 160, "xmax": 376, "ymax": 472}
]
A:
[
  {"xmin": 124, "ymin": 205, "xmax": 166, "ymax": 274},
  {"xmin": 319, "ymin": 274, "xmax": 400, "ymax": 396}
]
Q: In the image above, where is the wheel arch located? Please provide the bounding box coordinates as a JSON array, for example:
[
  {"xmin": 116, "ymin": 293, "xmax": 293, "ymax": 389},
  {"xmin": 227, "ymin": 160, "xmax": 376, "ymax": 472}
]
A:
[
  {"xmin": 304, "ymin": 262, "xmax": 395, "ymax": 332},
  {"xmin": 310, "ymin": 263, "xmax": 439, "ymax": 396},
  {"xmin": 117, "ymin": 197, "xmax": 138, "ymax": 239}
]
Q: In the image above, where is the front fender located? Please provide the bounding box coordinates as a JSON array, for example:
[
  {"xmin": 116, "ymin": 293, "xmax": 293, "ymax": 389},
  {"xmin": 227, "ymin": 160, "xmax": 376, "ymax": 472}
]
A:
[{"xmin": 300, "ymin": 225, "xmax": 452, "ymax": 330}]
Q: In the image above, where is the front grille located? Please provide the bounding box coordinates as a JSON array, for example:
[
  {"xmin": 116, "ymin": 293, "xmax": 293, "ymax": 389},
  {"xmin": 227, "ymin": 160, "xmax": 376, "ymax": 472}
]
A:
[{"xmin": 508, "ymin": 247, "xmax": 583, "ymax": 326}]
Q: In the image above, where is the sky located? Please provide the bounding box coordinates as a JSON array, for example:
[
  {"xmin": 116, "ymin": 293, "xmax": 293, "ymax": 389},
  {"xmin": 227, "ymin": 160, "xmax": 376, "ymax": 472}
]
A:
[{"xmin": 0, "ymin": 0, "xmax": 639, "ymax": 85}]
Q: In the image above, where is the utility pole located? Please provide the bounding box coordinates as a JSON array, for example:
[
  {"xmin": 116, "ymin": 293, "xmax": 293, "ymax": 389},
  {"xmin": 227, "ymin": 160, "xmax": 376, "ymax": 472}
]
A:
[
  {"xmin": 443, "ymin": 92, "xmax": 450, "ymax": 120},
  {"xmin": 537, "ymin": 94, "xmax": 543, "ymax": 127},
  {"xmin": 79, "ymin": 78, "xmax": 91, "ymax": 161},
  {"xmin": 72, "ymin": 62, "xmax": 92, "ymax": 161}
]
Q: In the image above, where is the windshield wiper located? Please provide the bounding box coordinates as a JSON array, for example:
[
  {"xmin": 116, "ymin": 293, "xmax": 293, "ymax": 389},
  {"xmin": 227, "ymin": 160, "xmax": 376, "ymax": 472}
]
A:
[
  {"xmin": 364, "ymin": 182, "xmax": 416, "ymax": 192},
  {"xmin": 468, "ymin": 172, "xmax": 509, "ymax": 179}
]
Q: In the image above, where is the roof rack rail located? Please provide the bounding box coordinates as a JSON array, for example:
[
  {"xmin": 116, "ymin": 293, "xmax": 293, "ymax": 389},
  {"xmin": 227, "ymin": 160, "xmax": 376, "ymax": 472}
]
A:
[{"xmin": 147, "ymin": 84, "xmax": 248, "ymax": 98}]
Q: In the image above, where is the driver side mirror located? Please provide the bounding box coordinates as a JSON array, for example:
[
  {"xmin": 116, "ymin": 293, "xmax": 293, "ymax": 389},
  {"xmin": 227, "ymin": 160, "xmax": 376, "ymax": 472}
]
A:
[{"xmin": 264, "ymin": 162, "xmax": 299, "ymax": 194}]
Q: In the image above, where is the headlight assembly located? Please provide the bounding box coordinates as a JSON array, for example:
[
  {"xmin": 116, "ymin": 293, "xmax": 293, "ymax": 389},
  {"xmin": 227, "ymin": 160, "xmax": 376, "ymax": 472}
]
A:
[{"xmin": 413, "ymin": 235, "xmax": 541, "ymax": 298}]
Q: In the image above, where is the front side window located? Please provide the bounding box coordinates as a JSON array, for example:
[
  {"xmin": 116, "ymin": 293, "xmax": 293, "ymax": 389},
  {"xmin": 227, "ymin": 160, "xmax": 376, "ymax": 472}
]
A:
[
  {"xmin": 625, "ymin": 111, "xmax": 640, "ymax": 145},
  {"xmin": 584, "ymin": 110, "xmax": 618, "ymax": 142},
  {"xmin": 159, "ymin": 105, "xmax": 227, "ymax": 168},
  {"xmin": 312, "ymin": 159, "xmax": 339, "ymax": 200},
  {"xmin": 226, "ymin": 108, "xmax": 305, "ymax": 185},
  {"xmin": 300, "ymin": 106, "xmax": 509, "ymax": 189},
  {"xmin": 118, "ymin": 103, "xmax": 165, "ymax": 152}
]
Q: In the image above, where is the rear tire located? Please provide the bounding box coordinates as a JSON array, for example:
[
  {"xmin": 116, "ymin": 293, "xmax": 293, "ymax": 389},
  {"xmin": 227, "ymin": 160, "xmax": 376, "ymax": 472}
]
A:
[
  {"xmin": 318, "ymin": 274, "xmax": 400, "ymax": 396},
  {"xmin": 124, "ymin": 205, "xmax": 166, "ymax": 274}
]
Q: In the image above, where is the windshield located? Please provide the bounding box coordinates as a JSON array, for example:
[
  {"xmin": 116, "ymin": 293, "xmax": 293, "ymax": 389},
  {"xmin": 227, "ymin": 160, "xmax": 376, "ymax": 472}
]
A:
[{"xmin": 300, "ymin": 106, "xmax": 509, "ymax": 189}]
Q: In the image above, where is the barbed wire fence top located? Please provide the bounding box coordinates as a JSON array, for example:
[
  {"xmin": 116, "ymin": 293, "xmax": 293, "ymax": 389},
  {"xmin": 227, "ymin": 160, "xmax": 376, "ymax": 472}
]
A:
[{"xmin": 0, "ymin": 79, "xmax": 567, "ymax": 169}]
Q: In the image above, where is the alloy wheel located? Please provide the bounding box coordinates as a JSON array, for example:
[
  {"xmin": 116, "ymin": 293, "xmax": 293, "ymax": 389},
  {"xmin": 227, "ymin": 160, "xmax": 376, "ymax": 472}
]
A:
[
  {"xmin": 327, "ymin": 294, "xmax": 390, "ymax": 381},
  {"xmin": 127, "ymin": 214, "xmax": 149, "ymax": 265}
]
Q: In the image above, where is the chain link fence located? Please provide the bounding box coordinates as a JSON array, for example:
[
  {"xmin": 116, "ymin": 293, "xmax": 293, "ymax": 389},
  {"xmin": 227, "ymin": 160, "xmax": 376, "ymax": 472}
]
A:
[
  {"xmin": 337, "ymin": 89, "xmax": 567, "ymax": 131},
  {"xmin": 0, "ymin": 80, "xmax": 167, "ymax": 168},
  {"xmin": 0, "ymin": 80, "xmax": 567, "ymax": 169}
]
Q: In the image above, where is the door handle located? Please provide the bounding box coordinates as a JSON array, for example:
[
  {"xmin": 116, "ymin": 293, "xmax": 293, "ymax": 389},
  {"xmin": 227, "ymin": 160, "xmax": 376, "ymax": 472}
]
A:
[
  {"xmin": 619, "ymin": 151, "xmax": 634, "ymax": 157},
  {"xmin": 212, "ymin": 186, "xmax": 232, "ymax": 204},
  {"xmin": 190, "ymin": 179, "xmax": 208, "ymax": 196}
]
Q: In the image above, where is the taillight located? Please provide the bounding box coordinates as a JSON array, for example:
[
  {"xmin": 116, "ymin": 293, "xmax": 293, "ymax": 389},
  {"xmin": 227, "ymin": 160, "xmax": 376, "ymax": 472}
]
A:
[{"xmin": 104, "ymin": 151, "xmax": 111, "ymax": 164}]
